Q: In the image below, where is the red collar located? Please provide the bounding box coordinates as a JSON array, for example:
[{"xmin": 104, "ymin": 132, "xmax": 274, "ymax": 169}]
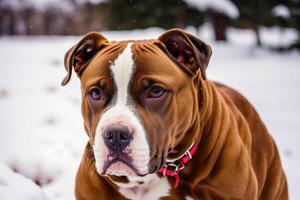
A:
[{"xmin": 158, "ymin": 142, "xmax": 198, "ymax": 188}]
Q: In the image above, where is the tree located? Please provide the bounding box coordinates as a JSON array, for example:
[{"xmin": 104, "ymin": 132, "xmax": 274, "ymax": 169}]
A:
[
  {"xmin": 105, "ymin": 0, "xmax": 203, "ymax": 30},
  {"xmin": 230, "ymin": 0, "xmax": 283, "ymax": 47},
  {"xmin": 183, "ymin": 0, "xmax": 239, "ymax": 41}
]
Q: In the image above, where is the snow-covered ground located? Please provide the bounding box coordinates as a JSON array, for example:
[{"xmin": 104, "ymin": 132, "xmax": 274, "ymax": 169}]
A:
[{"xmin": 0, "ymin": 26, "xmax": 299, "ymax": 199}]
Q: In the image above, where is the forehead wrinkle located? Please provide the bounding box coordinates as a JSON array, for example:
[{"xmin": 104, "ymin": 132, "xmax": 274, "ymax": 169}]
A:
[
  {"xmin": 101, "ymin": 41, "xmax": 127, "ymax": 56},
  {"xmin": 90, "ymin": 41, "xmax": 128, "ymax": 68},
  {"xmin": 80, "ymin": 43, "xmax": 128, "ymax": 90},
  {"xmin": 132, "ymin": 41, "xmax": 162, "ymax": 57},
  {"xmin": 131, "ymin": 41, "xmax": 189, "ymax": 93},
  {"xmin": 131, "ymin": 41, "xmax": 178, "ymax": 72}
]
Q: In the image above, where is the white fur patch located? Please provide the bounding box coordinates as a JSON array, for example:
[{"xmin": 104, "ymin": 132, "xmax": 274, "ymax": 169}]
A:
[
  {"xmin": 185, "ymin": 195, "xmax": 194, "ymax": 200},
  {"xmin": 118, "ymin": 174, "xmax": 170, "ymax": 200},
  {"xmin": 93, "ymin": 43, "xmax": 150, "ymax": 176}
]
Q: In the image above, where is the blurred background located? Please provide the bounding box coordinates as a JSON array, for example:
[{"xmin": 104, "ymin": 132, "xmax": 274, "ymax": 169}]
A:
[
  {"xmin": 1, "ymin": 0, "xmax": 300, "ymax": 49},
  {"xmin": 0, "ymin": 0, "xmax": 299, "ymax": 200}
]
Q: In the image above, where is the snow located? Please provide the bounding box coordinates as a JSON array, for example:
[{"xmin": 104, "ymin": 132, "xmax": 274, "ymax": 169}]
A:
[
  {"xmin": 0, "ymin": 26, "xmax": 299, "ymax": 199},
  {"xmin": 183, "ymin": 0, "xmax": 239, "ymax": 18},
  {"xmin": 272, "ymin": 5, "xmax": 291, "ymax": 18},
  {"xmin": 0, "ymin": 164, "xmax": 47, "ymax": 200}
]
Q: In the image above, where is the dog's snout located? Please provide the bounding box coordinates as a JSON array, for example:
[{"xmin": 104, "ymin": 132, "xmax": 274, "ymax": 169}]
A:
[{"xmin": 103, "ymin": 124, "xmax": 133, "ymax": 152}]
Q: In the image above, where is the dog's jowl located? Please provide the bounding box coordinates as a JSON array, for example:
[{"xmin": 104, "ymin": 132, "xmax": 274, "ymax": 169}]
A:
[{"xmin": 62, "ymin": 29, "xmax": 288, "ymax": 200}]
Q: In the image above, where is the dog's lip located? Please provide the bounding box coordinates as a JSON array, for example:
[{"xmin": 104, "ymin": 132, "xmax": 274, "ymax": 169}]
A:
[
  {"xmin": 103, "ymin": 158, "xmax": 137, "ymax": 175},
  {"xmin": 103, "ymin": 158, "xmax": 149, "ymax": 177}
]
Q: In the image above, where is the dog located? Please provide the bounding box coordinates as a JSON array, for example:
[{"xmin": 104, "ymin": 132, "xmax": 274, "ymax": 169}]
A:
[{"xmin": 62, "ymin": 29, "xmax": 288, "ymax": 199}]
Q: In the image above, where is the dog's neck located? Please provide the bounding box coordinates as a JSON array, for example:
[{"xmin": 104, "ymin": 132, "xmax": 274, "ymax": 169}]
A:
[{"xmin": 177, "ymin": 81, "xmax": 253, "ymax": 183}]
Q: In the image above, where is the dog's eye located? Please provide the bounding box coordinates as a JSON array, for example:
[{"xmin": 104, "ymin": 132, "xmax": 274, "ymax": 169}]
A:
[
  {"xmin": 148, "ymin": 86, "xmax": 165, "ymax": 98},
  {"xmin": 90, "ymin": 87, "xmax": 102, "ymax": 100}
]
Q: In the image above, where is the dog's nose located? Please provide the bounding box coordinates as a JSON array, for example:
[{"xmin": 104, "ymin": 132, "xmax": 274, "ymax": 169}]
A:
[{"xmin": 103, "ymin": 124, "xmax": 133, "ymax": 152}]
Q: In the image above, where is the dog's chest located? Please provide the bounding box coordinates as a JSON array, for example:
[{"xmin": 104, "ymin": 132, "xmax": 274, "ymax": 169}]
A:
[{"xmin": 118, "ymin": 175, "xmax": 170, "ymax": 200}]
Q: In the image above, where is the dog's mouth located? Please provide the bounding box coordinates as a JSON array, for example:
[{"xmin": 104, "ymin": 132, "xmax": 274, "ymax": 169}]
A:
[
  {"xmin": 103, "ymin": 158, "xmax": 138, "ymax": 176},
  {"xmin": 102, "ymin": 152, "xmax": 150, "ymax": 177}
]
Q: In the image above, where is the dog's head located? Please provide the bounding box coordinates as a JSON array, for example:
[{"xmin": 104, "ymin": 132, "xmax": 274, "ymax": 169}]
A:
[{"xmin": 62, "ymin": 29, "xmax": 211, "ymax": 178}]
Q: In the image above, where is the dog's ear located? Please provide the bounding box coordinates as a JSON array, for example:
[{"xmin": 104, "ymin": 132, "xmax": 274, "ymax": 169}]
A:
[
  {"xmin": 158, "ymin": 28, "xmax": 212, "ymax": 79},
  {"xmin": 61, "ymin": 32, "xmax": 108, "ymax": 86}
]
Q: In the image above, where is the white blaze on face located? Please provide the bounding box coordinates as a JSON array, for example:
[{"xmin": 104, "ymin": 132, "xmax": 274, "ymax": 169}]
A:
[{"xmin": 93, "ymin": 43, "xmax": 150, "ymax": 176}]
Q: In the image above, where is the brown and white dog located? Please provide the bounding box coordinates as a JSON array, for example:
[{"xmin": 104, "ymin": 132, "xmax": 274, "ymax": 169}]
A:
[{"xmin": 62, "ymin": 29, "xmax": 288, "ymax": 200}]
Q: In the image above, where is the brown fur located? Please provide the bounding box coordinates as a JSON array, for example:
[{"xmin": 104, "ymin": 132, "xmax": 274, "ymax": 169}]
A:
[{"xmin": 62, "ymin": 29, "xmax": 288, "ymax": 199}]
